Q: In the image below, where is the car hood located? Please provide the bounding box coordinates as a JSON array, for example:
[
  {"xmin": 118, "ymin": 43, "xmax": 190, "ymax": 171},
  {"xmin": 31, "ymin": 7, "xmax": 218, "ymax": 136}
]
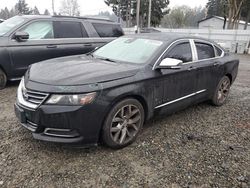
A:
[{"xmin": 28, "ymin": 55, "xmax": 141, "ymax": 86}]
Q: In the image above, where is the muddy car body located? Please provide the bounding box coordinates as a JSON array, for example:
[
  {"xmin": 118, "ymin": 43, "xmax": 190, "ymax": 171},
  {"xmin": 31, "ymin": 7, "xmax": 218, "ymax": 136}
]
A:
[{"xmin": 15, "ymin": 33, "xmax": 239, "ymax": 149}]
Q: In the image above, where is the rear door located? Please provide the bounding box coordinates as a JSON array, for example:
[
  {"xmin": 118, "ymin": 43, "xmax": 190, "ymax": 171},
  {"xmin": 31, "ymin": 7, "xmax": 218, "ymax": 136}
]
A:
[
  {"xmin": 8, "ymin": 20, "xmax": 57, "ymax": 77},
  {"xmin": 52, "ymin": 20, "xmax": 96, "ymax": 57},
  {"xmin": 192, "ymin": 40, "xmax": 223, "ymax": 99}
]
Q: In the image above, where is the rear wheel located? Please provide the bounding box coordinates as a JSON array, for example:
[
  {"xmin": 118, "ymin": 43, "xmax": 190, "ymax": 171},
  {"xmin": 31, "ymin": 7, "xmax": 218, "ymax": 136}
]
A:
[
  {"xmin": 211, "ymin": 76, "xmax": 231, "ymax": 106},
  {"xmin": 0, "ymin": 69, "xmax": 7, "ymax": 90},
  {"xmin": 102, "ymin": 98, "xmax": 144, "ymax": 149}
]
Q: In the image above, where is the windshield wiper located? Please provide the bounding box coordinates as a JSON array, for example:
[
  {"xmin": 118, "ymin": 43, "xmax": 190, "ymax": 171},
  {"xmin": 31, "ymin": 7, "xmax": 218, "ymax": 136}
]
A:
[
  {"xmin": 97, "ymin": 57, "xmax": 116, "ymax": 63},
  {"xmin": 86, "ymin": 52, "xmax": 94, "ymax": 57}
]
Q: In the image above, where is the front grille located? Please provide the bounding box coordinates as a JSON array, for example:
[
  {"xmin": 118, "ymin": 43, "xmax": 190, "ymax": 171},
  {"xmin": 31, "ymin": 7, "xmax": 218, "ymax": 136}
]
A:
[
  {"xmin": 22, "ymin": 88, "xmax": 48, "ymax": 106},
  {"xmin": 17, "ymin": 78, "xmax": 49, "ymax": 110}
]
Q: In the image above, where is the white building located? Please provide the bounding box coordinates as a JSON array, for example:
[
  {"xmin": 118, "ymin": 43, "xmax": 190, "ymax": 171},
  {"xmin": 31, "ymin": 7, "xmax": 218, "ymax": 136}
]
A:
[{"xmin": 198, "ymin": 16, "xmax": 250, "ymax": 30}]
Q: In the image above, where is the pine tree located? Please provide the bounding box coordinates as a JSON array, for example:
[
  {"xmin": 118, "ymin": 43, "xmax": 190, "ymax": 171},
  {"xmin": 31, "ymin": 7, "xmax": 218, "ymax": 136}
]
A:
[
  {"xmin": 15, "ymin": 0, "xmax": 31, "ymax": 15},
  {"xmin": 206, "ymin": 0, "xmax": 227, "ymax": 17},
  {"xmin": 44, "ymin": 9, "xmax": 50, "ymax": 15},
  {"xmin": 32, "ymin": 6, "xmax": 40, "ymax": 15},
  {"xmin": 105, "ymin": 0, "xmax": 169, "ymax": 27},
  {"xmin": 0, "ymin": 7, "xmax": 10, "ymax": 19}
]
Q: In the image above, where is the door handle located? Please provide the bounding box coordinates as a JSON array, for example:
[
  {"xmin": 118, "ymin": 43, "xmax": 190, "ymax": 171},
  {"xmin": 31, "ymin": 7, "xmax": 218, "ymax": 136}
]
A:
[
  {"xmin": 188, "ymin": 66, "xmax": 197, "ymax": 71},
  {"xmin": 84, "ymin": 43, "xmax": 92, "ymax": 47},
  {"xmin": 47, "ymin": 45, "xmax": 57, "ymax": 49}
]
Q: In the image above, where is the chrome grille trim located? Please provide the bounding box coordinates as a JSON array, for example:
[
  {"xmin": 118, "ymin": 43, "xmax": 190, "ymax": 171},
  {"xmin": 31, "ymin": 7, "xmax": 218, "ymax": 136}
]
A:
[
  {"xmin": 28, "ymin": 99, "xmax": 41, "ymax": 104},
  {"xmin": 17, "ymin": 78, "xmax": 49, "ymax": 110}
]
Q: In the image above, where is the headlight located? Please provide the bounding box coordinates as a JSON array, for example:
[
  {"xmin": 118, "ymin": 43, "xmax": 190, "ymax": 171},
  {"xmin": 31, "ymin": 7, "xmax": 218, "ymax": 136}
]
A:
[{"xmin": 45, "ymin": 92, "xmax": 96, "ymax": 105}]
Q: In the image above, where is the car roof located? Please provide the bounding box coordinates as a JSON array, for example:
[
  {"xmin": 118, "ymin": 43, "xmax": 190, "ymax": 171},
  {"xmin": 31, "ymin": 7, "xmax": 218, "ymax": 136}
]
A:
[
  {"xmin": 124, "ymin": 33, "xmax": 216, "ymax": 45},
  {"xmin": 21, "ymin": 15, "xmax": 115, "ymax": 23}
]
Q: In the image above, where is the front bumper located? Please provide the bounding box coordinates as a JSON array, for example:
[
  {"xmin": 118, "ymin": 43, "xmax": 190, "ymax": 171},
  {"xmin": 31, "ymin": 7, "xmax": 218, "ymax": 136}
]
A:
[{"xmin": 14, "ymin": 102, "xmax": 105, "ymax": 145}]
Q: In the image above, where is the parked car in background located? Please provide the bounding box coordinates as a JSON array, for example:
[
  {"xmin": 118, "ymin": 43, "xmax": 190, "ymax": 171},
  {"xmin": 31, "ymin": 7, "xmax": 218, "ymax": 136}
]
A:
[
  {"xmin": 15, "ymin": 33, "xmax": 239, "ymax": 149},
  {"xmin": 140, "ymin": 27, "xmax": 161, "ymax": 33},
  {"xmin": 135, "ymin": 27, "xmax": 161, "ymax": 33},
  {"xmin": 0, "ymin": 19, "xmax": 4, "ymax": 23},
  {"xmin": 0, "ymin": 15, "xmax": 124, "ymax": 89}
]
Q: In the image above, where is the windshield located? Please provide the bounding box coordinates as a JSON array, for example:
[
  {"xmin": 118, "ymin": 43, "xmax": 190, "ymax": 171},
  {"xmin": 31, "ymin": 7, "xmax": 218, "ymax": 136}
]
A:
[
  {"xmin": 0, "ymin": 16, "xmax": 25, "ymax": 36},
  {"xmin": 93, "ymin": 37, "xmax": 163, "ymax": 64}
]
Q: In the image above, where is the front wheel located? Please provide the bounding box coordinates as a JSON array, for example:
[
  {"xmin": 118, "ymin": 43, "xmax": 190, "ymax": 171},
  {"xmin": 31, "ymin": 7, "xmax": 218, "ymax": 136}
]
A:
[
  {"xmin": 211, "ymin": 76, "xmax": 231, "ymax": 106},
  {"xmin": 0, "ymin": 69, "xmax": 7, "ymax": 90},
  {"xmin": 102, "ymin": 98, "xmax": 145, "ymax": 149}
]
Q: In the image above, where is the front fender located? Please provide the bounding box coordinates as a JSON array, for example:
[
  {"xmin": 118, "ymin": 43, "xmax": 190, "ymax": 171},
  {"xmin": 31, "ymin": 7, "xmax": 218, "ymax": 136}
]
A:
[{"xmin": 98, "ymin": 81, "xmax": 155, "ymax": 124}]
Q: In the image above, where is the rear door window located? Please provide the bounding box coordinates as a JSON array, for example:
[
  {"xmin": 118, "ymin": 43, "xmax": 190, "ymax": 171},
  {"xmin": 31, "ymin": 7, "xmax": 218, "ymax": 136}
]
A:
[
  {"xmin": 195, "ymin": 42, "xmax": 215, "ymax": 60},
  {"xmin": 53, "ymin": 21, "xmax": 88, "ymax": 38},
  {"xmin": 165, "ymin": 42, "xmax": 193, "ymax": 63},
  {"xmin": 92, "ymin": 23, "xmax": 123, "ymax": 37}
]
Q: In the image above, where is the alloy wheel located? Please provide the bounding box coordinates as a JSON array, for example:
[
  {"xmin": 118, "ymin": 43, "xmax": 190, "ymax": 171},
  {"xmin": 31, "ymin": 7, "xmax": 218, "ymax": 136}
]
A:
[
  {"xmin": 0, "ymin": 69, "xmax": 7, "ymax": 90},
  {"xmin": 217, "ymin": 78, "xmax": 230, "ymax": 104},
  {"xmin": 110, "ymin": 104, "xmax": 141, "ymax": 144}
]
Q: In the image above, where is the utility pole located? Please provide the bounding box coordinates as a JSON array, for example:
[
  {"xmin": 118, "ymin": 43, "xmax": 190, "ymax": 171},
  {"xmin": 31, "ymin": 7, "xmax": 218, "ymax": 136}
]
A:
[
  {"xmin": 136, "ymin": 0, "xmax": 141, "ymax": 33},
  {"xmin": 148, "ymin": 0, "xmax": 152, "ymax": 28},
  {"xmin": 117, "ymin": 0, "xmax": 121, "ymax": 24},
  {"xmin": 52, "ymin": 0, "xmax": 55, "ymax": 15}
]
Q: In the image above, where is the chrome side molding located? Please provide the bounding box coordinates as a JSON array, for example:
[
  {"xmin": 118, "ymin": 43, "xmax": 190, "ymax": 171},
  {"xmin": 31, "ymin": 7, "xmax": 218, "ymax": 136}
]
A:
[{"xmin": 155, "ymin": 89, "xmax": 207, "ymax": 109}]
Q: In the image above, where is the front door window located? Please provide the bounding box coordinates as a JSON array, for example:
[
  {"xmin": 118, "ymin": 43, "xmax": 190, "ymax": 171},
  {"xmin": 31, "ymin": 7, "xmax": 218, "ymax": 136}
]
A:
[{"xmin": 20, "ymin": 21, "xmax": 54, "ymax": 39}]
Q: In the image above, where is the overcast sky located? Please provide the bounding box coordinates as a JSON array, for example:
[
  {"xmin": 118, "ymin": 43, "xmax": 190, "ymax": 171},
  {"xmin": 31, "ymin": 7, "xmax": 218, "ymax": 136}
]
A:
[{"xmin": 1, "ymin": 0, "xmax": 208, "ymax": 15}]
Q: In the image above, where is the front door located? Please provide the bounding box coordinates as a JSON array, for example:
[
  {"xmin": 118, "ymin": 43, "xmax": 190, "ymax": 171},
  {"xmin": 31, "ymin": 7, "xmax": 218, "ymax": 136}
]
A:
[
  {"xmin": 154, "ymin": 40, "xmax": 201, "ymax": 113},
  {"xmin": 8, "ymin": 20, "xmax": 56, "ymax": 77}
]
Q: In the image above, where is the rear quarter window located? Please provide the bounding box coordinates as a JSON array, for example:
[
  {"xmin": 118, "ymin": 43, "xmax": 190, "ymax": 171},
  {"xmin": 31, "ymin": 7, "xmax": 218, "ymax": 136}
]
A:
[
  {"xmin": 92, "ymin": 23, "xmax": 123, "ymax": 37},
  {"xmin": 215, "ymin": 46, "xmax": 223, "ymax": 57}
]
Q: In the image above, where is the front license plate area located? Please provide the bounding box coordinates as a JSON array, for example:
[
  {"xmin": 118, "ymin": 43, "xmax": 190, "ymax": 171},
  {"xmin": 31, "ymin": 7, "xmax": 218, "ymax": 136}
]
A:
[{"xmin": 15, "ymin": 104, "xmax": 26, "ymax": 124}]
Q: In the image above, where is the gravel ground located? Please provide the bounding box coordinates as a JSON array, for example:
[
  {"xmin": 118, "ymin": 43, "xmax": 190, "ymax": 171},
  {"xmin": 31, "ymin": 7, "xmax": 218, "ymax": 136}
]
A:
[{"xmin": 0, "ymin": 55, "xmax": 249, "ymax": 188}]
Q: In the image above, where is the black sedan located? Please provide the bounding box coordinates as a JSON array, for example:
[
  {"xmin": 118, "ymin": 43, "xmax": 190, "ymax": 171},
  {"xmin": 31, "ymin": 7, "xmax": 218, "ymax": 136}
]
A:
[{"xmin": 15, "ymin": 33, "xmax": 239, "ymax": 149}]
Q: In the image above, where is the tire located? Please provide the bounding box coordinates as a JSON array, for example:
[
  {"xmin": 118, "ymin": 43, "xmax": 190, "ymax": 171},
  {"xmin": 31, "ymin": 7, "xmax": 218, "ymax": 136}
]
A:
[
  {"xmin": 0, "ymin": 68, "xmax": 7, "ymax": 90},
  {"xmin": 102, "ymin": 98, "xmax": 145, "ymax": 149},
  {"xmin": 211, "ymin": 76, "xmax": 231, "ymax": 106}
]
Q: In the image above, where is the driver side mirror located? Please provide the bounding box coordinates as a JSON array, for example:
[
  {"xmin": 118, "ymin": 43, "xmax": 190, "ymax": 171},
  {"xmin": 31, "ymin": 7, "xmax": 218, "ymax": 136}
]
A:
[
  {"xmin": 156, "ymin": 58, "xmax": 183, "ymax": 69},
  {"xmin": 14, "ymin": 31, "xmax": 29, "ymax": 42}
]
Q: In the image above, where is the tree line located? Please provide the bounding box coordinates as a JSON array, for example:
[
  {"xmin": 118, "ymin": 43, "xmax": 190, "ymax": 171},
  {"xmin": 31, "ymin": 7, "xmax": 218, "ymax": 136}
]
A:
[
  {"xmin": 206, "ymin": 0, "xmax": 250, "ymax": 29},
  {"xmin": 161, "ymin": 6, "xmax": 206, "ymax": 28},
  {"xmin": 0, "ymin": 0, "xmax": 81, "ymax": 20},
  {"xmin": 104, "ymin": 0, "xmax": 170, "ymax": 27},
  {"xmin": 106, "ymin": 0, "xmax": 250, "ymax": 29},
  {"xmin": 0, "ymin": 0, "xmax": 50, "ymax": 20},
  {"xmin": 1, "ymin": 0, "xmax": 249, "ymax": 30}
]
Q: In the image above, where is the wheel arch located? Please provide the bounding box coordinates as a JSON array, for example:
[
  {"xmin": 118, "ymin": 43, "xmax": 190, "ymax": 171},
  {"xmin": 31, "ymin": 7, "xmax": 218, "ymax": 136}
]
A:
[
  {"xmin": 98, "ymin": 93, "xmax": 149, "ymax": 143},
  {"xmin": 0, "ymin": 65, "xmax": 7, "ymax": 78},
  {"xmin": 225, "ymin": 73, "xmax": 232, "ymax": 84},
  {"xmin": 107, "ymin": 93, "xmax": 149, "ymax": 123}
]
